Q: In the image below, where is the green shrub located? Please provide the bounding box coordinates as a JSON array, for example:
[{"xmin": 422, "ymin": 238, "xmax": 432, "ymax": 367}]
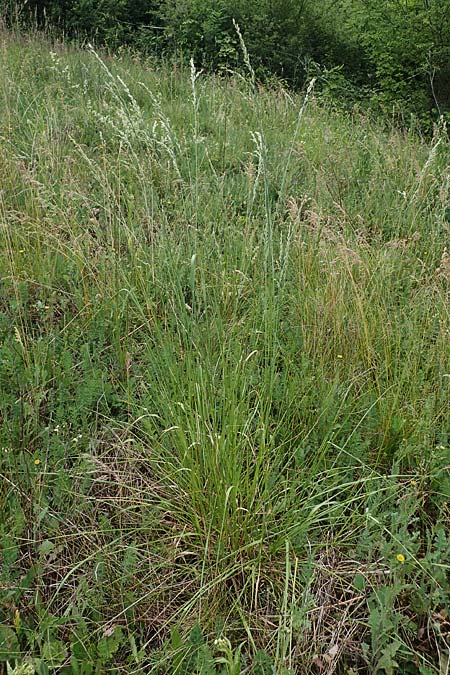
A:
[{"xmin": 350, "ymin": 0, "xmax": 450, "ymax": 119}]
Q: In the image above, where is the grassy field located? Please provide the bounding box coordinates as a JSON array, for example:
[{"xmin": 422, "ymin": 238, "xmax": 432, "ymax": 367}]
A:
[{"xmin": 0, "ymin": 31, "xmax": 449, "ymax": 675}]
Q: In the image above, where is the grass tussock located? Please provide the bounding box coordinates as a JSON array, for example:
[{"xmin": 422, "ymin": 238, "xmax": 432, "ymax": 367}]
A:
[{"xmin": 0, "ymin": 32, "xmax": 449, "ymax": 675}]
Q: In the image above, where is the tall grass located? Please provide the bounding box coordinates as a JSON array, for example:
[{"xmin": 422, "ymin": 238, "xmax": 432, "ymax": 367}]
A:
[{"xmin": 0, "ymin": 32, "xmax": 449, "ymax": 674}]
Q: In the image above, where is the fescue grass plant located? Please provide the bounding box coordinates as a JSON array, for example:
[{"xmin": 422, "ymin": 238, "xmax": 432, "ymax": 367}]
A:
[{"xmin": 0, "ymin": 31, "xmax": 449, "ymax": 675}]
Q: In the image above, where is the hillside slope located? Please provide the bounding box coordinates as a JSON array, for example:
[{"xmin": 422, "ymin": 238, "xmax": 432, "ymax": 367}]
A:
[{"xmin": 0, "ymin": 34, "xmax": 449, "ymax": 674}]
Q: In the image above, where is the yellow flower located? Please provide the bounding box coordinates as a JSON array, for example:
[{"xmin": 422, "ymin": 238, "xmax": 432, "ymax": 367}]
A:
[
  {"xmin": 337, "ymin": 354, "xmax": 343, "ymax": 359},
  {"xmin": 34, "ymin": 458, "xmax": 41, "ymax": 466},
  {"xmin": 396, "ymin": 554, "xmax": 405, "ymax": 563}
]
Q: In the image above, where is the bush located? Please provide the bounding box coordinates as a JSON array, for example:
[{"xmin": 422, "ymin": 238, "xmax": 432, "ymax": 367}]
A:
[
  {"xmin": 159, "ymin": 0, "xmax": 366, "ymax": 86},
  {"xmin": 350, "ymin": 0, "xmax": 450, "ymax": 118}
]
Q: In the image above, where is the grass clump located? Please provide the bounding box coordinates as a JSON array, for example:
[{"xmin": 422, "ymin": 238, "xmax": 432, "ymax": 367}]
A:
[{"xmin": 0, "ymin": 32, "xmax": 449, "ymax": 675}]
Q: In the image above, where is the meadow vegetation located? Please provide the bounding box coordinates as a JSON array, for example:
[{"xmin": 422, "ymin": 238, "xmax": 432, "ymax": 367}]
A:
[
  {"xmin": 0, "ymin": 31, "xmax": 449, "ymax": 674},
  {"xmin": 2, "ymin": 0, "xmax": 450, "ymax": 124}
]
